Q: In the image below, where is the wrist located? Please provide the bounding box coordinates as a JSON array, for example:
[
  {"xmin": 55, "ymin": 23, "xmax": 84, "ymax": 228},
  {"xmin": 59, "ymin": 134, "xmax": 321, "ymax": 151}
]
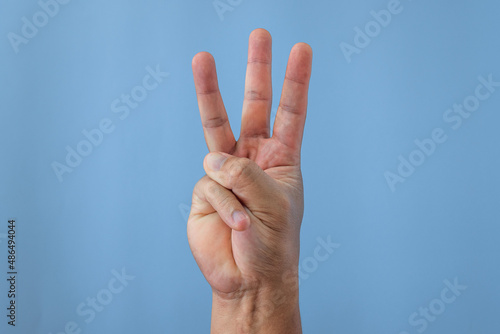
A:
[{"xmin": 211, "ymin": 276, "xmax": 301, "ymax": 334}]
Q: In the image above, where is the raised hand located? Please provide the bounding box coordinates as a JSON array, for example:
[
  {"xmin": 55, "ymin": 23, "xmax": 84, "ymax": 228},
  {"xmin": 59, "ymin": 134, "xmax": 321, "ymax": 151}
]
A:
[{"xmin": 188, "ymin": 28, "xmax": 312, "ymax": 333}]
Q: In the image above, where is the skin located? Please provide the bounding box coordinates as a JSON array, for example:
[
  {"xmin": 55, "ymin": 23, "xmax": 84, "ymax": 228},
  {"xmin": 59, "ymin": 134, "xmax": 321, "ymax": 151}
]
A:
[{"xmin": 188, "ymin": 28, "xmax": 313, "ymax": 333}]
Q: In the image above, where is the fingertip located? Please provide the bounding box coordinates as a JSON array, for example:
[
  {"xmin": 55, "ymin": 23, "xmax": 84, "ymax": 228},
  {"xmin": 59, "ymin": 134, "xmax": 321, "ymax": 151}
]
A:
[
  {"xmin": 204, "ymin": 152, "xmax": 233, "ymax": 173},
  {"xmin": 292, "ymin": 43, "xmax": 313, "ymax": 61},
  {"xmin": 296, "ymin": 42, "xmax": 312, "ymax": 51},
  {"xmin": 250, "ymin": 28, "xmax": 272, "ymax": 41},
  {"xmin": 285, "ymin": 43, "xmax": 313, "ymax": 86},
  {"xmin": 192, "ymin": 51, "xmax": 215, "ymax": 71},
  {"xmin": 231, "ymin": 210, "xmax": 251, "ymax": 231}
]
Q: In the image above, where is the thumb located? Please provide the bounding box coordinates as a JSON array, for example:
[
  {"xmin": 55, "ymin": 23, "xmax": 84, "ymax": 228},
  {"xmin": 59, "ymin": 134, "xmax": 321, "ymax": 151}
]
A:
[{"xmin": 203, "ymin": 152, "xmax": 284, "ymax": 213}]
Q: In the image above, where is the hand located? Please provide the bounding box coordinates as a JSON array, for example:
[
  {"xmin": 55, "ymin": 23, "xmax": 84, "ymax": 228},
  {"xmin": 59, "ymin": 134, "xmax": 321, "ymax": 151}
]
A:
[{"xmin": 188, "ymin": 28, "xmax": 312, "ymax": 333}]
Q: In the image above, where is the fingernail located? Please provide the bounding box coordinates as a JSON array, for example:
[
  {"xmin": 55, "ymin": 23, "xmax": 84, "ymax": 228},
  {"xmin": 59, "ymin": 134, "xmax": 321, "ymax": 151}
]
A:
[
  {"xmin": 232, "ymin": 210, "xmax": 249, "ymax": 229},
  {"xmin": 206, "ymin": 153, "xmax": 226, "ymax": 171}
]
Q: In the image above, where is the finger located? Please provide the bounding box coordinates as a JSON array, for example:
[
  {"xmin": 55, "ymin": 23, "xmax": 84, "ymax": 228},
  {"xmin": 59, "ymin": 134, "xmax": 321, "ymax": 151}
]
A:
[
  {"xmin": 192, "ymin": 175, "xmax": 251, "ymax": 231},
  {"xmin": 240, "ymin": 28, "xmax": 273, "ymax": 138},
  {"xmin": 187, "ymin": 182, "xmax": 240, "ymax": 290},
  {"xmin": 272, "ymin": 43, "xmax": 313, "ymax": 152},
  {"xmin": 192, "ymin": 52, "xmax": 236, "ymax": 153},
  {"xmin": 202, "ymin": 152, "xmax": 285, "ymax": 213}
]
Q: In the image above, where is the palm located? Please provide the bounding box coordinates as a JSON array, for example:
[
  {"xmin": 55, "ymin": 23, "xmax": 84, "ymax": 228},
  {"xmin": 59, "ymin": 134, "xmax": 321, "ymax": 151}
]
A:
[
  {"xmin": 188, "ymin": 29, "xmax": 312, "ymax": 294},
  {"xmin": 234, "ymin": 134, "xmax": 297, "ymax": 167}
]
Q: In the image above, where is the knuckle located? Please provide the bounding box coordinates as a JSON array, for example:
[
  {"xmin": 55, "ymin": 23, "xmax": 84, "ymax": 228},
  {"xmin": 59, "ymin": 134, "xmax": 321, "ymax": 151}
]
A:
[
  {"xmin": 202, "ymin": 116, "xmax": 228, "ymax": 129},
  {"xmin": 194, "ymin": 176, "xmax": 206, "ymax": 189},
  {"xmin": 244, "ymin": 89, "xmax": 271, "ymax": 102},
  {"xmin": 218, "ymin": 194, "xmax": 233, "ymax": 211},
  {"xmin": 205, "ymin": 181, "xmax": 221, "ymax": 198},
  {"xmin": 193, "ymin": 176, "xmax": 209, "ymax": 200},
  {"xmin": 227, "ymin": 158, "xmax": 252, "ymax": 186},
  {"xmin": 205, "ymin": 180, "xmax": 234, "ymax": 212}
]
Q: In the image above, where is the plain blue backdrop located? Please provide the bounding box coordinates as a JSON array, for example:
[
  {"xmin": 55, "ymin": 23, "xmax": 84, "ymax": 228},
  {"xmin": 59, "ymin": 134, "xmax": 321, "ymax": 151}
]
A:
[{"xmin": 1, "ymin": 0, "xmax": 499, "ymax": 333}]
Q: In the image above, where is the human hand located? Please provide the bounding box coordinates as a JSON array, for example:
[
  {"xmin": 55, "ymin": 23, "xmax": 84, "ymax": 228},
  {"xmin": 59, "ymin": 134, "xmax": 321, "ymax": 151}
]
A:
[{"xmin": 188, "ymin": 28, "xmax": 312, "ymax": 333}]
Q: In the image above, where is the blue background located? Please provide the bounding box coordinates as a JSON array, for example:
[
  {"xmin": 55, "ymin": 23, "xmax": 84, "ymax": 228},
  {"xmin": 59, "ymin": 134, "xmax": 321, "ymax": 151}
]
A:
[{"xmin": 1, "ymin": 0, "xmax": 499, "ymax": 333}]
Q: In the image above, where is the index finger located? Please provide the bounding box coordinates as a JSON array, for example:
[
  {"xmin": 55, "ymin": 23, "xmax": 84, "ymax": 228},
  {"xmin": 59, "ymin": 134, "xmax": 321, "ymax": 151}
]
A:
[{"xmin": 192, "ymin": 52, "xmax": 236, "ymax": 153}]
